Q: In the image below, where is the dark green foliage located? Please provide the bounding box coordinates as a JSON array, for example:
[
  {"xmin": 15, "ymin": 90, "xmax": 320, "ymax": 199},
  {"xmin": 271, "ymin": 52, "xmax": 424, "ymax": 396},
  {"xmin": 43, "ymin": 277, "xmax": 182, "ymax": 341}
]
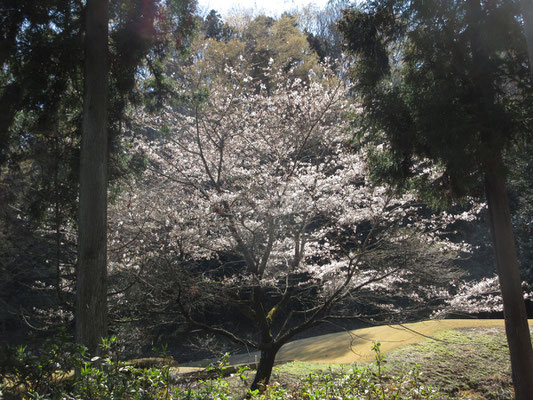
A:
[
  {"xmin": 0, "ymin": 336, "xmax": 443, "ymax": 399},
  {"xmin": 338, "ymin": 0, "xmax": 533, "ymax": 203},
  {"xmin": 0, "ymin": 0, "xmax": 196, "ymax": 342},
  {"xmin": 203, "ymin": 10, "xmax": 233, "ymax": 41},
  {"xmin": 109, "ymin": 0, "xmax": 197, "ymax": 111},
  {"xmin": 0, "ymin": 331, "xmax": 85, "ymax": 397},
  {"xmin": 507, "ymin": 140, "xmax": 533, "ymax": 281},
  {"xmin": 339, "ymin": 2, "xmax": 533, "ymax": 395},
  {"xmin": 338, "ymin": 0, "xmax": 533, "ymax": 279},
  {"xmin": 0, "ymin": 334, "xmax": 177, "ymax": 399},
  {"xmin": 337, "ymin": 0, "xmax": 533, "ymax": 274},
  {"xmin": 0, "ymin": 1, "xmax": 83, "ymax": 242},
  {"xmin": 0, "ymin": 0, "xmax": 84, "ymax": 165},
  {"xmin": 1, "ymin": 0, "xmax": 197, "ymax": 219}
]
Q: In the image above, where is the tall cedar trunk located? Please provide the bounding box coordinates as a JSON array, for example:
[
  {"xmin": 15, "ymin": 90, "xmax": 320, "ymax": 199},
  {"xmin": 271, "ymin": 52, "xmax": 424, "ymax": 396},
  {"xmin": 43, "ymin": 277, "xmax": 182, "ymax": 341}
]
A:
[
  {"xmin": 521, "ymin": 0, "xmax": 533, "ymax": 80},
  {"xmin": 250, "ymin": 346, "xmax": 279, "ymax": 393},
  {"xmin": 485, "ymin": 157, "xmax": 533, "ymax": 400},
  {"xmin": 76, "ymin": 0, "xmax": 109, "ymax": 355},
  {"xmin": 465, "ymin": 0, "xmax": 533, "ymax": 394}
]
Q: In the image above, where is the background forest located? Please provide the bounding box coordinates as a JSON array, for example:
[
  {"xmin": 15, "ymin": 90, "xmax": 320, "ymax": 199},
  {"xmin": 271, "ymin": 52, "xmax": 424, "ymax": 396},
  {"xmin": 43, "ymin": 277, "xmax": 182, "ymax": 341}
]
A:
[{"xmin": 1, "ymin": 0, "xmax": 533, "ymax": 398}]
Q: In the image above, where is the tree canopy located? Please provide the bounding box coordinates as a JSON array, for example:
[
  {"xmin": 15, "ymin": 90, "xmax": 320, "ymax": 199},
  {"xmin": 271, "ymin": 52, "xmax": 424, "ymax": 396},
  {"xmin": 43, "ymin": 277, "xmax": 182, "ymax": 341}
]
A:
[
  {"xmin": 339, "ymin": 0, "xmax": 533, "ymax": 396},
  {"xmin": 108, "ymin": 52, "xmax": 483, "ymax": 389},
  {"xmin": 0, "ymin": 0, "xmax": 196, "ymax": 345},
  {"xmin": 339, "ymin": 0, "xmax": 532, "ymax": 200}
]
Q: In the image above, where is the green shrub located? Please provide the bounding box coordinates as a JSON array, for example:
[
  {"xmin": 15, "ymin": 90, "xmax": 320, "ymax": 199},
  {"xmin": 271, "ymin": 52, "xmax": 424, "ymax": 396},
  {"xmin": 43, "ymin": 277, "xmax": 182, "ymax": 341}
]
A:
[
  {"xmin": 0, "ymin": 330, "xmax": 84, "ymax": 398},
  {"xmin": 259, "ymin": 342, "xmax": 444, "ymax": 400},
  {"xmin": 1, "ymin": 336, "xmax": 446, "ymax": 399}
]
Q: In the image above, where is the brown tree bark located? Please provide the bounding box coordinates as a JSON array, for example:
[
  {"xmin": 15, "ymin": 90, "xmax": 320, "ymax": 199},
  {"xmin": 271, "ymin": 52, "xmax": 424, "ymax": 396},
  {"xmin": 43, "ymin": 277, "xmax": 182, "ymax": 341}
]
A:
[
  {"xmin": 76, "ymin": 0, "xmax": 109, "ymax": 355},
  {"xmin": 485, "ymin": 156, "xmax": 533, "ymax": 400},
  {"xmin": 464, "ymin": 0, "xmax": 533, "ymax": 394},
  {"xmin": 249, "ymin": 344, "xmax": 280, "ymax": 393}
]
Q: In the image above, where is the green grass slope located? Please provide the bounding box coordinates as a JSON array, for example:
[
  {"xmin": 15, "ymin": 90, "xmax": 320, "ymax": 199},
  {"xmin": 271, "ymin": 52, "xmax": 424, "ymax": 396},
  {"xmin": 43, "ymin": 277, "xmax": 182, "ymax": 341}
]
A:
[{"xmin": 275, "ymin": 319, "xmax": 533, "ymax": 364}]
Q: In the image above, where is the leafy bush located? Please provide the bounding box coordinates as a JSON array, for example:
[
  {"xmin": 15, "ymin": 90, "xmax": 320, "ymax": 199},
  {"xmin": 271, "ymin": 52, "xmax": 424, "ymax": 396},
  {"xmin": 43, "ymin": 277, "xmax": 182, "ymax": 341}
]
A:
[
  {"xmin": 73, "ymin": 337, "xmax": 175, "ymax": 400},
  {"xmin": 269, "ymin": 342, "xmax": 443, "ymax": 400},
  {"xmin": 0, "ymin": 334, "xmax": 176, "ymax": 400},
  {"xmin": 296, "ymin": 362, "xmax": 440, "ymax": 400},
  {"xmin": 0, "ymin": 330, "xmax": 84, "ymax": 398},
  {"xmin": 1, "ymin": 336, "xmax": 444, "ymax": 399}
]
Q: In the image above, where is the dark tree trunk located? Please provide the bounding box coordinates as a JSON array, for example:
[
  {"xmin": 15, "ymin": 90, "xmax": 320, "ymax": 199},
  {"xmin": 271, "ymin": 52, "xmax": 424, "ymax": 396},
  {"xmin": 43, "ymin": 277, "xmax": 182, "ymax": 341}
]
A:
[
  {"xmin": 485, "ymin": 157, "xmax": 533, "ymax": 400},
  {"xmin": 250, "ymin": 345, "xmax": 280, "ymax": 393},
  {"xmin": 76, "ymin": 0, "xmax": 109, "ymax": 355}
]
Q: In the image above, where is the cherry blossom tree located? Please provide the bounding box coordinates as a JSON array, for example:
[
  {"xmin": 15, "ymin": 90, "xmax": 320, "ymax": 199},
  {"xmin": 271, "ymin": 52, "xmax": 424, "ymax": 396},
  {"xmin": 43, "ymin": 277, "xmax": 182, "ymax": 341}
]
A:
[{"xmin": 109, "ymin": 59, "xmax": 479, "ymax": 390}]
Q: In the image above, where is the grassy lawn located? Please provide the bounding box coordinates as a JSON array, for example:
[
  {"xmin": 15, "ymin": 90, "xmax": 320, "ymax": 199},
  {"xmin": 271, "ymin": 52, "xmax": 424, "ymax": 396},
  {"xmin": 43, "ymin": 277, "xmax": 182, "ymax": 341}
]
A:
[
  {"xmin": 172, "ymin": 321, "xmax": 533, "ymax": 399},
  {"xmin": 181, "ymin": 319, "xmax": 526, "ymax": 368},
  {"xmin": 264, "ymin": 326, "xmax": 526, "ymax": 399},
  {"xmin": 384, "ymin": 328, "xmax": 516, "ymax": 399},
  {"xmin": 275, "ymin": 319, "xmax": 524, "ymax": 364}
]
